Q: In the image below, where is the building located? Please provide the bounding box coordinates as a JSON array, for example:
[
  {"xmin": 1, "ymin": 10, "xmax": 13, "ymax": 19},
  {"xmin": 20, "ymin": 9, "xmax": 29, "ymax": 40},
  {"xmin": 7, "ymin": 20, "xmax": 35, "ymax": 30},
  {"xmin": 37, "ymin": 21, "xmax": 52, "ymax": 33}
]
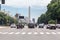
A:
[{"xmin": 15, "ymin": 13, "xmax": 31, "ymax": 24}]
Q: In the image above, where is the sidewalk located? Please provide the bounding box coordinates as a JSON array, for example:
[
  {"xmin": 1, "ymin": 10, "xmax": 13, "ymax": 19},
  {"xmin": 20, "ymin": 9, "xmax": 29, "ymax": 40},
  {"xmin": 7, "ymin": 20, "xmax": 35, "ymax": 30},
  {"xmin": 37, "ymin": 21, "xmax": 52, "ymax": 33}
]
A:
[{"xmin": 0, "ymin": 26, "xmax": 10, "ymax": 28}]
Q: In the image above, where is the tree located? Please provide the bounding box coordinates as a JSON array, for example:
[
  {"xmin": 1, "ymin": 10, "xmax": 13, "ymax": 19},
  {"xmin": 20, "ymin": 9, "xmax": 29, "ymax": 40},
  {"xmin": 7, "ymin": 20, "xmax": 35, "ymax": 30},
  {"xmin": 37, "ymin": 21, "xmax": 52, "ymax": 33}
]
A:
[
  {"xmin": 46, "ymin": 0, "xmax": 60, "ymax": 23},
  {"xmin": 0, "ymin": 11, "xmax": 18, "ymax": 26},
  {"xmin": 37, "ymin": 0, "xmax": 60, "ymax": 24},
  {"xmin": 37, "ymin": 14, "xmax": 47, "ymax": 24},
  {"xmin": 48, "ymin": 20, "xmax": 56, "ymax": 24}
]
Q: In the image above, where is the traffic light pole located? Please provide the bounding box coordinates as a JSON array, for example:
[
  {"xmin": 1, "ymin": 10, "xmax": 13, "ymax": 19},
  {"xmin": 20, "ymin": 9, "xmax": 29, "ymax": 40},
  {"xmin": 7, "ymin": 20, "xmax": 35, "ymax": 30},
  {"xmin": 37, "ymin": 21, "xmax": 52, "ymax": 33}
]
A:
[{"xmin": 0, "ymin": 0, "xmax": 5, "ymax": 11}]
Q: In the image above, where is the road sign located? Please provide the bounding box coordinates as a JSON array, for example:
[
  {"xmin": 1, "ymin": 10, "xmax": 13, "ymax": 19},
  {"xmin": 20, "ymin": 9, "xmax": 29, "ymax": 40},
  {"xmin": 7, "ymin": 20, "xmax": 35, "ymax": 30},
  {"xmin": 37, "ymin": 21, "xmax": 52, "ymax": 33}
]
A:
[{"xmin": 19, "ymin": 16, "xmax": 24, "ymax": 19}]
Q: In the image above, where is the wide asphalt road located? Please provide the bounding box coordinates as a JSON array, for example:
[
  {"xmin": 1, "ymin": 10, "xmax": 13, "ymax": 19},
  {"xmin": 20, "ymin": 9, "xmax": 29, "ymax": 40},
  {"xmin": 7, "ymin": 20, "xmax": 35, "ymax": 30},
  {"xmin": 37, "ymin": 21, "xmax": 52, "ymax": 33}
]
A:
[{"xmin": 0, "ymin": 25, "xmax": 60, "ymax": 40}]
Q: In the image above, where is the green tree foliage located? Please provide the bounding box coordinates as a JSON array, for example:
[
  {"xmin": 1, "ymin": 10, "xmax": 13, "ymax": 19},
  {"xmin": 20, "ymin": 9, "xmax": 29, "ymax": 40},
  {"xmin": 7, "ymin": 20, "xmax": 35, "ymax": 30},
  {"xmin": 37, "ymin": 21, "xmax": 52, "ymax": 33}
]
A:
[
  {"xmin": 37, "ymin": 0, "xmax": 60, "ymax": 24},
  {"xmin": 37, "ymin": 14, "xmax": 47, "ymax": 24},
  {"xmin": 0, "ymin": 11, "xmax": 18, "ymax": 26},
  {"xmin": 48, "ymin": 20, "xmax": 56, "ymax": 24}
]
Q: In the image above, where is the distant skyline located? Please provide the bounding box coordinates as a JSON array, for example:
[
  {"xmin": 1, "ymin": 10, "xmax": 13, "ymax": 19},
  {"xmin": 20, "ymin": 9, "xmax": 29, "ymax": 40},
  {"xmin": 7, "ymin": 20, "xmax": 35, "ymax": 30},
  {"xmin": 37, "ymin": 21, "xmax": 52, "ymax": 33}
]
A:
[{"xmin": 1, "ymin": 0, "xmax": 51, "ymax": 22}]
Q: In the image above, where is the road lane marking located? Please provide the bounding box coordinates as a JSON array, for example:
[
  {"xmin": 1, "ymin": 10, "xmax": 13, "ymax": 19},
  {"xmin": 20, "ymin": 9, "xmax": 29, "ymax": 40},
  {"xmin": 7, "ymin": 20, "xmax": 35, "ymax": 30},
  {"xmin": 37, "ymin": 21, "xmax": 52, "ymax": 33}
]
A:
[
  {"xmin": 15, "ymin": 32, "xmax": 20, "ymax": 34},
  {"xmin": 57, "ymin": 32, "xmax": 60, "ymax": 34},
  {"xmin": 34, "ymin": 32, "xmax": 38, "ymax": 34},
  {"xmin": 40, "ymin": 32, "xmax": 44, "ymax": 34},
  {"xmin": 8, "ymin": 32, "xmax": 14, "ymax": 34},
  {"xmin": 0, "ymin": 32, "xmax": 2, "ymax": 34},
  {"xmin": 21, "ymin": 32, "xmax": 26, "ymax": 35},
  {"xmin": 46, "ymin": 32, "xmax": 50, "ymax": 34},
  {"xmin": 0, "ymin": 32, "xmax": 60, "ymax": 35},
  {"xmin": 28, "ymin": 32, "xmax": 32, "ymax": 34},
  {"xmin": 2, "ymin": 32, "xmax": 8, "ymax": 34},
  {"xmin": 51, "ymin": 32, "xmax": 56, "ymax": 34}
]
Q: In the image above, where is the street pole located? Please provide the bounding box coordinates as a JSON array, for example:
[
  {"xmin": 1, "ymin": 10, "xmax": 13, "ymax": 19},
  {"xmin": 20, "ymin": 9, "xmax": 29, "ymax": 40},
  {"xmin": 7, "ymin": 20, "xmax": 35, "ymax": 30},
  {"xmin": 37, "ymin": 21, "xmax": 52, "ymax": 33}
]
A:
[
  {"xmin": 0, "ymin": 4, "xmax": 1, "ymax": 11},
  {"xmin": 0, "ymin": 0, "xmax": 1, "ymax": 11},
  {"xmin": 0, "ymin": 0, "xmax": 5, "ymax": 11}
]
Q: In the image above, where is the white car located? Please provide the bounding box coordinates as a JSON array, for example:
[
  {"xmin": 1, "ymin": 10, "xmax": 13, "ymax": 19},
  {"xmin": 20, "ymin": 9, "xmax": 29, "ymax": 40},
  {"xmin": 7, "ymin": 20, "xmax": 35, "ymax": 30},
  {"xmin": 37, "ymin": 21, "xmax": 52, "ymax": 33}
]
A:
[
  {"xmin": 47, "ymin": 24, "xmax": 56, "ymax": 29},
  {"xmin": 38, "ymin": 23, "xmax": 44, "ymax": 28},
  {"xmin": 10, "ymin": 23, "xmax": 16, "ymax": 28}
]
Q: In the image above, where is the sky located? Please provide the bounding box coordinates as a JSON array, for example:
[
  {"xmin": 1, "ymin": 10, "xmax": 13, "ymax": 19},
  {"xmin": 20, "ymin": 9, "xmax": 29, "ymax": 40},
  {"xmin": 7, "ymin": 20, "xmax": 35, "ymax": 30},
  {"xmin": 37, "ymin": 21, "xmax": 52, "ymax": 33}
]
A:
[{"xmin": 1, "ymin": 0, "xmax": 51, "ymax": 22}]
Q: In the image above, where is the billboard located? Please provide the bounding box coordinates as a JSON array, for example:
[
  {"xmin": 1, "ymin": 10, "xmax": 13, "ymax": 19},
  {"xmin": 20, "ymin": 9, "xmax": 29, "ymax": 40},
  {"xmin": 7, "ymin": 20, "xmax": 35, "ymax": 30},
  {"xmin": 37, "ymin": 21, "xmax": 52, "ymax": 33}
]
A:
[{"xmin": 19, "ymin": 16, "xmax": 24, "ymax": 19}]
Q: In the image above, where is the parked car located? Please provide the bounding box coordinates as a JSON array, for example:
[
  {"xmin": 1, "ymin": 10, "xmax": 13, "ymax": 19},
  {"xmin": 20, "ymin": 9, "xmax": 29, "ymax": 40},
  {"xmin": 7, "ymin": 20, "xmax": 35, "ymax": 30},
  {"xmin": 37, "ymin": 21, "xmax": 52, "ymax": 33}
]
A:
[
  {"xmin": 16, "ymin": 23, "xmax": 24, "ymax": 29},
  {"xmin": 56, "ymin": 24, "xmax": 60, "ymax": 29},
  {"xmin": 10, "ymin": 23, "xmax": 16, "ymax": 28},
  {"xmin": 28, "ymin": 23, "xmax": 35, "ymax": 28},
  {"xmin": 38, "ymin": 23, "xmax": 44, "ymax": 28},
  {"xmin": 46, "ymin": 24, "xmax": 56, "ymax": 29}
]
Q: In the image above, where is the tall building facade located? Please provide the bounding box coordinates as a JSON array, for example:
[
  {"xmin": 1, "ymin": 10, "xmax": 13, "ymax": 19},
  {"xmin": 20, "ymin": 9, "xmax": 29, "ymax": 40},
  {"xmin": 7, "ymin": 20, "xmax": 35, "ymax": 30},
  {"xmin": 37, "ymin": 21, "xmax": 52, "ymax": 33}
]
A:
[{"xmin": 28, "ymin": 6, "xmax": 31, "ymax": 23}]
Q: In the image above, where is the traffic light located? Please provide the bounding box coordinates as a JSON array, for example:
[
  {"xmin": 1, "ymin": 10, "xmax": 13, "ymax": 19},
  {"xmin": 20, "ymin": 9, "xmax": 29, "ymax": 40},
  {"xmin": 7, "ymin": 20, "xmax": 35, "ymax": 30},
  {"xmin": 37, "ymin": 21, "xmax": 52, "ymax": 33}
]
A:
[{"xmin": 2, "ymin": 0, "xmax": 5, "ymax": 4}]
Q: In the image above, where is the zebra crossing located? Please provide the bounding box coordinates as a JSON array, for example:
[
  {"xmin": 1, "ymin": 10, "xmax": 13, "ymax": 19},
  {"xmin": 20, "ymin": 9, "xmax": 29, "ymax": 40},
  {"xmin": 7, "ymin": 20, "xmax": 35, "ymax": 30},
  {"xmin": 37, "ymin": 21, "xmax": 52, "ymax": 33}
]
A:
[{"xmin": 0, "ymin": 32, "xmax": 60, "ymax": 35}]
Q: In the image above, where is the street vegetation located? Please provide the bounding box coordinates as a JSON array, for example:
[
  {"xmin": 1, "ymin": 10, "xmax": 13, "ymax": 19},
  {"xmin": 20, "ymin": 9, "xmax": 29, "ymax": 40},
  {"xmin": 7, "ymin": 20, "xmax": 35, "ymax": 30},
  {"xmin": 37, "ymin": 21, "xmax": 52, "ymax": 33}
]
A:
[
  {"xmin": 0, "ymin": 11, "xmax": 18, "ymax": 26},
  {"xmin": 37, "ymin": 0, "xmax": 60, "ymax": 24}
]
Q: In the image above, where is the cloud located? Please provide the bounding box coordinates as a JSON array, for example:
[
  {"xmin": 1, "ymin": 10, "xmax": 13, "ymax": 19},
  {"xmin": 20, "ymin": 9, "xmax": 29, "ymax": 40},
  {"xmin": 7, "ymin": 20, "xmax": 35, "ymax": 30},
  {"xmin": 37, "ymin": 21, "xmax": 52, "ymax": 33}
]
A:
[{"xmin": 5, "ymin": 0, "xmax": 51, "ymax": 8}]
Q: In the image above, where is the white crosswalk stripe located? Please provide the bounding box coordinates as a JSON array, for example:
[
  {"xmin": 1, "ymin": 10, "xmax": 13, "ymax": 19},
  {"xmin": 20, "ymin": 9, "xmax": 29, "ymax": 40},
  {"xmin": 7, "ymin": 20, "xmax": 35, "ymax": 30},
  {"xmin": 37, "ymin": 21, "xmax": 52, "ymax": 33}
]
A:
[
  {"xmin": 0, "ymin": 32, "xmax": 60, "ymax": 35},
  {"xmin": 21, "ymin": 32, "xmax": 26, "ymax": 35},
  {"xmin": 8, "ymin": 32, "xmax": 14, "ymax": 34},
  {"xmin": 40, "ymin": 32, "xmax": 44, "ymax": 34},
  {"xmin": 51, "ymin": 32, "xmax": 56, "ymax": 34},
  {"xmin": 15, "ymin": 32, "xmax": 20, "ymax": 34},
  {"xmin": 0, "ymin": 32, "xmax": 2, "ymax": 34},
  {"xmin": 28, "ymin": 32, "xmax": 32, "ymax": 34},
  {"xmin": 34, "ymin": 32, "xmax": 38, "ymax": 34},
  {"xmin": 2, "ymin": 32, "xmax": 8, "ymax": 34},
  {"xmin": 57, "ymin": 32, "xmax": 60, "ymax": 34},
  {"xmin": 46, "ymin": 32, "xmax": 50, "ymax": 34}
]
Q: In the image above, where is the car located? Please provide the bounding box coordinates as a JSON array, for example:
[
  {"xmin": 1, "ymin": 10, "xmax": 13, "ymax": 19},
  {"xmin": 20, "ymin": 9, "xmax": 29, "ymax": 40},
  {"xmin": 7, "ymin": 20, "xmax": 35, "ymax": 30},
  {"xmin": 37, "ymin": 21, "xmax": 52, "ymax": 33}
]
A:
[
  {"xmin": 47, "ymin": 24, "xmax": 56, "ymax": 30},
  {"xmin": 16, "ymin": 23, "xmax": 24, "ymax": 29},
  {"xmin": 34, "ymin": 23, "xmax": 37, "ymax": 27},
  {"xmin": 10, "ymin": 23, "xmax": 16, "ymax": 28},
  {"xmin": 38, "ymin": 23, "xmax": 44, "ymax": 28},
  {"xmin": 28, "ymin": 23, "xmax": 35, "ymax": 28},
  {"xmin": 46, "ymin": 25, "xmax": 50, "ymax": 29},
  {"xmin": 56, "ymin": 24, "xmax": 60, "ymax": 29}
]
